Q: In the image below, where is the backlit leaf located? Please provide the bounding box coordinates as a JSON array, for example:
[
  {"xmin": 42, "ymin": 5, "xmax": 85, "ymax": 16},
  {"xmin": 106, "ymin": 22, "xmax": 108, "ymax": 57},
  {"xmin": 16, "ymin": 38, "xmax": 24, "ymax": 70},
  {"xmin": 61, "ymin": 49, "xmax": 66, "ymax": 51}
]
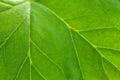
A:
[{"xmin": 0, "ymin": 0, "xmax": 120, "ymax": 80}]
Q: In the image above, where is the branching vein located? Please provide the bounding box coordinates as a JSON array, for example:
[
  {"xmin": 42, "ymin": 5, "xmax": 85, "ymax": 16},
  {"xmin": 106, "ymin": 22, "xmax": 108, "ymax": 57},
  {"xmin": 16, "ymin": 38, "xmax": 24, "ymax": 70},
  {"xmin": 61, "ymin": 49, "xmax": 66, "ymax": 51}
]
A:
[
  {"xmin": 14, "ymin": 56, "xmax": 28, "ymax": 80},
  {"xmin": 0, "ymin": 15, "xmax": 27, "ymax": 49},
  {"xmin": 30, "ymin": 39, "xmax": 67, "ymax": 79}
]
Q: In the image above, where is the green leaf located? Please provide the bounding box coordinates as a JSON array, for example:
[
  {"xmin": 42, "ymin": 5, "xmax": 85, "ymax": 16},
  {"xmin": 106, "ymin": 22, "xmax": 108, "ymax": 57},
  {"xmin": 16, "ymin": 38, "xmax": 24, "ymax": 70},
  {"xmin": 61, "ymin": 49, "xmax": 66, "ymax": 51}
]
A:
[
  {"xmin": 36, "ymin": 0, "xmax": 120, "ymax": 30},
  {"xmin": 0, "ymin": 0, "xmax": 120, "ymax": 80}
]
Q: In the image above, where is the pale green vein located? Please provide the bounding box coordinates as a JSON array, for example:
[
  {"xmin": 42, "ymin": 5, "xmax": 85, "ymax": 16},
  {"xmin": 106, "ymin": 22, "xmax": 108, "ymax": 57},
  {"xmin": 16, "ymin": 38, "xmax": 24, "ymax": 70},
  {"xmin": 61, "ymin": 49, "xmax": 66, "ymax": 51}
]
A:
[
  {"xmin": 32, "ymin": 64, "xmax": 47, "ymax": 80},
  {"xmin": 63, "ymin": 0, "xmax": 108, "ymax": 21},
  {"xmin": 79, "ymin": 27, "xmax": 120, "ymax": 32},
  {"xmin": 26, "ymin": 2, "xmax": 70, "ymax": 79},
  {"xmin": 101, "ymin": 57, "xmax": 110, "ymax": 79},
  {"xmin": 102, "ymin": 57, "xmax": 120, "ymax": 75},
  {"xmin": 76, "ymin": 31, "xmax": 110, "ymax": 80},
  {"xmin": 96, "ymin": 47, "xmax": 120, "ymax": 73},
  {"xmin": 69, "ymin": 29, "xmax": 84, "ymax": 80},
  {"xmin": 1, "ymin": 1, "xmax": 119, "ymax": 80},
  {"xmin": 28, "ymin": 2, "xmax": 120, "ymax": 80},
  {"xmin": 0, "ymin": 3, "xmax": 30, "ymax": 80},
  {"xmin": 28, "ymin": 2, "xmax": 66, "ymax": 79},
  {"xmin": 78, "ymin": 27, "xmax": 116, "ymax": 32},
  {"xmin": 0, "ymin": 15, "xmax": 27, "ymax": 49},
  {"xmin": 0, "ymin": 2, "xmax": 25, "ymax": 14},
  {"xmin": 72, "ymin": 28, "xmax": 120, "ymax": 78},
  {"xmin": 93, "ymin": 50, "xmax": 110, "ymax": 80},
  {"xmin": 103, "ymin": 56, "xmax": 120, "ymax": 74},
  {"xmin": 78, "ymin": 30, "xmax": 120, "ymax": 78},
  {"xmin": 38, "ymin": 1, "xmax": 120, "ymax": 79},
  {"xmin": 33, "ymin": 2, "xmax": 80, "ymax": 35},
  {"xmin": 30, "ymin": 39, "xmax": 67, "ymax": 80},
  {"xmin": 37, "ymin": 3, "xmax": 109, "ymax": 79},
  {"xmin": 97, "ymin": 46, "xmax": 120, "ymax": 52},
  {"xmin": 78, "ymin": 28, "xmax": 120, "ymax": 74},
  {"xmin": 102, "ymin": 55, "xmax": 120, "ymax": 73},
  {"xmin": 28, "ymin": 2, "xmax": 32, "ymax": 80},
  {"xmin": 14, "ymin": 56, "xmax": 28, "ymax": 80}
]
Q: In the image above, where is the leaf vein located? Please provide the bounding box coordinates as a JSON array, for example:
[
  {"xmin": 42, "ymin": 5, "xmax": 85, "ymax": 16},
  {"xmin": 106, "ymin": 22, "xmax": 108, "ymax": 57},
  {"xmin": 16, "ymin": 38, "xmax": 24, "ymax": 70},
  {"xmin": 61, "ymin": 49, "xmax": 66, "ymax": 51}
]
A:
[
  {"xmin": 97, "ymin": 48, "xmax": 120, "ymax": 73},
  {"xmin": 0, "ymin": 15, "xmax": 27, "ymax": 49},
  {"xmin": 38, "ymin": 4, "xmax": 109, "ymax": 79},
  {"xmin": 97, "ymin": 46, "xmax": 120, "ymax": 52},
  {"xmin": 14, "ymin": 56, "xmax": 28, "ymax": 80},
  {"xmin": 69, "ymin": 29, "xmax": 84, "ymax": 80},
  {"xmin": 78, "ymin": 27, "xmax": 116, "ymax": 32},
  {"xmin": 32, "ymin": 64, "xmax": 47, "ymax": 80},
  {"xmin": 30, "ymin": 39, "xmax": 67, "ymax": 79},
  {"xmin": 76, "ymin": 31, "xmax": 111, "ymax": 80},
  {"xmin": 0, "ymin": 2, "xmax": 25, "ymax": 14}
]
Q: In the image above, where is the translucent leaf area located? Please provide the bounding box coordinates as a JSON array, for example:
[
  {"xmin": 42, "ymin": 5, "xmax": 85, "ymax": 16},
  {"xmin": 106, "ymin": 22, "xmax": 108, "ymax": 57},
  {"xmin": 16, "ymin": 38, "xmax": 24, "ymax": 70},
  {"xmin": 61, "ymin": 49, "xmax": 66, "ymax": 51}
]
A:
[{"xmin": 0, "ymin": 0, "xmax": 120, "ymax": 80}]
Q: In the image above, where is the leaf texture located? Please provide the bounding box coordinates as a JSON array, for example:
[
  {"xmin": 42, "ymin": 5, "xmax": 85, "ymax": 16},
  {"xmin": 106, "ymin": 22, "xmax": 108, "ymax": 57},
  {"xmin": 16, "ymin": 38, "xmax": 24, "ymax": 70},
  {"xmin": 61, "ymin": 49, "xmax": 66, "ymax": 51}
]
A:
[{"xmin": 0, "ymin": 0, "xmax": 120, "ymax": 80}]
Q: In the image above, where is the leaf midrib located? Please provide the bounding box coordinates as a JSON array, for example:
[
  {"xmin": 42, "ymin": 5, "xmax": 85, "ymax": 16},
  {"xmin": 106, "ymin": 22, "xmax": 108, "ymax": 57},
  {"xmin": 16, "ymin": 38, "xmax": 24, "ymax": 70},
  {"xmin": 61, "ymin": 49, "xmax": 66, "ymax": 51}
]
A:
[
  {"xmin": 0, "ymin": 1, "xmax": 119, "ymax": 80},
  {"xmin": 31, "ymin": 2, "xmax": 110, "ymax": 79},
  {"xmin": 11, "ymin": 2, "xmax": 47, "ymax": 80}
]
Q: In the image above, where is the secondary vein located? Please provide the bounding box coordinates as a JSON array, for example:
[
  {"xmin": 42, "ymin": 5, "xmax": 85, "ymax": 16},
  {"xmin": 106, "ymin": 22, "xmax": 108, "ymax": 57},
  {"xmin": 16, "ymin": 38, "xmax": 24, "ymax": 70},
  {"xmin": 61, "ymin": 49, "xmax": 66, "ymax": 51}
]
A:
[
  {"xmin": 32, "ymin": 64, "xmax": 47, "ymax": 80},
  {"xmin": 0, "ymin": 15, "xmax": 27, "ymax": 49},
  {"xmin": 31, "ymin": 39, "xmax": 67, "ymax": 79},
  {"xmin": 69, "ymin": 29, "xmax": 84, "ymax": 80},
  {"xmin": 14, "ymin": 56, "xmax": 28, "ymax": 80}
]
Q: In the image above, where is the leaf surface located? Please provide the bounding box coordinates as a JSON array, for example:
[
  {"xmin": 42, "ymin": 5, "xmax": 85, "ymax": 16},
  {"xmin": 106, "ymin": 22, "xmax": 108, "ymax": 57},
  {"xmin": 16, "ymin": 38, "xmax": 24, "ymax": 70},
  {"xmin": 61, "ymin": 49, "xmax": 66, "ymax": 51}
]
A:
[{"xmin": 0, "ymin": 0, "xmax": 120, "ymax": 80}]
